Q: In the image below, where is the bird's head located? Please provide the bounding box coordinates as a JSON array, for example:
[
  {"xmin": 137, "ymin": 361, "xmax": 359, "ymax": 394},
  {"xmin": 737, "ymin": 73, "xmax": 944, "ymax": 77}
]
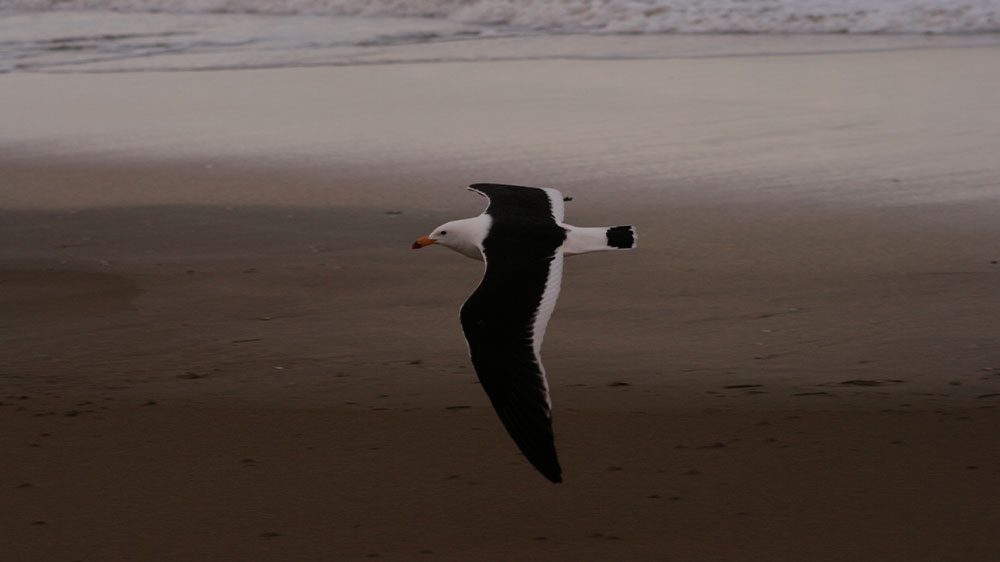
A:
[
  {"xmin": 411, "ymin": 217, "xmax": 488, "ymax": 261},
  {"xmin": 411, "ymin": 223, "xmax": 450, "ymax": 250}
]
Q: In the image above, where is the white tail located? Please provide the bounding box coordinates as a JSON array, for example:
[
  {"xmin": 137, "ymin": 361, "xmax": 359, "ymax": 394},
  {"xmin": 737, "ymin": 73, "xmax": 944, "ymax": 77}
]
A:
[{"xmin": 562, "ymin": 225, "xmax": 636, "ymax": 255}]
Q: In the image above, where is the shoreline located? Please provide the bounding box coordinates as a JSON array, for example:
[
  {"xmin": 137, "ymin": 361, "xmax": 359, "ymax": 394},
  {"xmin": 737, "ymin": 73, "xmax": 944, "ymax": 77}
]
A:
[{"xmin": 5, "ymin": 43, "xmax": 1000, "ymax": 210}]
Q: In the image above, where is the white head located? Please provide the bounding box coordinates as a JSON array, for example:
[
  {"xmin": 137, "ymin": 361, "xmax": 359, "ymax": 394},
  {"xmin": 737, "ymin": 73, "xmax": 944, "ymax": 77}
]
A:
[{"xmin": 411, "ymin": 215, "xmax": 491, "ymax": 261}]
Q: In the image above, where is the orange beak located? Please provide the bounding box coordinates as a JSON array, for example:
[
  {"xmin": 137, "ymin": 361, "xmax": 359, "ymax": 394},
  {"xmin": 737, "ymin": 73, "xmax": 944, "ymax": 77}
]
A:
[{"xmin": 411, "ymin": 236, "xmax": 436, "ymax": 249}]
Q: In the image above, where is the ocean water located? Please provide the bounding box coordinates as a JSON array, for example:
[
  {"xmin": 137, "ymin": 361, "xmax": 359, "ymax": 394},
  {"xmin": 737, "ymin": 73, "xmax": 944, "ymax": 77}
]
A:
[{"xmin": 2, "ymin": 1, "xmax": 999, "ymax": 72}]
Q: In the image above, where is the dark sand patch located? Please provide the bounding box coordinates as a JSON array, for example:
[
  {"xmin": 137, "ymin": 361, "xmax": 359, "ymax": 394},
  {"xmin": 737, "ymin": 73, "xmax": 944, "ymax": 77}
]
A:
[
  {"xmin": 2, "ymin": 406, "xmax": 998, "ymax": 562},
  {"xmin": 0, "ymin": 270, "xmax": 139, "ymax": 319}
]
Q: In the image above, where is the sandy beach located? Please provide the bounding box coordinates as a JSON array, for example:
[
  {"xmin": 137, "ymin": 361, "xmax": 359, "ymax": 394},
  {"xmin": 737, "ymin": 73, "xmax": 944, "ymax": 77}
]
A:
[{"xmin": 2, "ymin": 35, "xmax": 1000, "ymax": 561}]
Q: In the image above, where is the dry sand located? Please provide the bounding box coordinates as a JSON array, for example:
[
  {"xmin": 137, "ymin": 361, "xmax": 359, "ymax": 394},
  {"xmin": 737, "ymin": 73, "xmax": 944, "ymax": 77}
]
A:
[{"xmin": 2, "ymin": 38, "xmax": 999, "ymax": 561}]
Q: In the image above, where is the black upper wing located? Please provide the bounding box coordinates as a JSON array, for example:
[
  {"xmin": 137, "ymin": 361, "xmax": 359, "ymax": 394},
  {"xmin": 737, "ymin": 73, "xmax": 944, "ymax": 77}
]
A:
[
  {"xmin": 468, "ymin": 183, "xmax": 564, "ymax": 223},
  {"xmin": 460, "ymin": 184, "xmax": 567, "ymax": 483}
]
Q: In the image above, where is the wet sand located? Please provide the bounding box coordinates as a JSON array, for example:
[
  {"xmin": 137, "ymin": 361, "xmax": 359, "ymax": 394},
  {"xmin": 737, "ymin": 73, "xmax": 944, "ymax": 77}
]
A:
[{"xmin": 3, "ymin": 40, "xmax": 1000, "ymax": 560}]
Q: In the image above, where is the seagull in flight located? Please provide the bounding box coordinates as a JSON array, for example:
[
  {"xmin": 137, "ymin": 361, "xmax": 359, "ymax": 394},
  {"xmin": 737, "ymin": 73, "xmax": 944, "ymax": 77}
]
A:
[{"xmin": 413, "ymin": 183, "xmax": 636, "ymax": 482}]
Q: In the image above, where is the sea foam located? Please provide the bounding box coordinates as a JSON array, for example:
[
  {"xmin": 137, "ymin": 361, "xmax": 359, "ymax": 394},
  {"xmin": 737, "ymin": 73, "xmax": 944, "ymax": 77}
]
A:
[{"xmin": 5, "ymin": 0, "xmax": 1000, "ymax": 34}]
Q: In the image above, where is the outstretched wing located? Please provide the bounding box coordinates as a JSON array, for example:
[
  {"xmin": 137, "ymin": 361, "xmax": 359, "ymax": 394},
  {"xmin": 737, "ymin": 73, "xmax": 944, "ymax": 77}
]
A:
[
  {"xmin": 460, "ymin": 184, "xmax": 568, "ymax": 483},
  {"xmin": 461, "ymin": 251, "xmax": 565, "ymax": 483},
  {"xmin": 469, "ymin": 183, "xmax": 566, "ymax": 223}
]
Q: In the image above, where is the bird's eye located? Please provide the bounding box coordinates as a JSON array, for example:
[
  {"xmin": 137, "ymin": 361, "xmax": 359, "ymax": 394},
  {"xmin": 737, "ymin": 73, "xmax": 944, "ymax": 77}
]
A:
[{"xmin": 439, "ymin": 230, "xmax": 447, "ymax": 235}]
